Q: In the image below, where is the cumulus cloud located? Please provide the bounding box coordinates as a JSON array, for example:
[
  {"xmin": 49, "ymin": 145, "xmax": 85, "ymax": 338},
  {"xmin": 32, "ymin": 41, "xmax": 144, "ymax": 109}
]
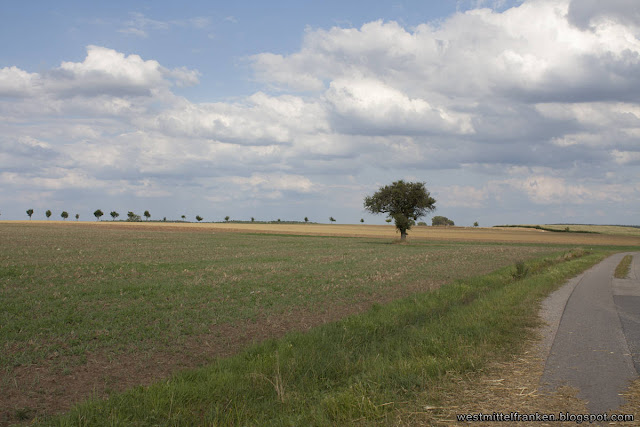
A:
[
  {"xmin": 2, "ymin": 46, "xmax": 199, "ymax": 102},
  {"xmin": 52, "ymin": 46, "xmax": 199, "ymax": 96},
  {"xmin": 229, "ymin": 173, "xmax": 315, "ymax": 193},
  {"xmin": 0, "ymin": 66, "xmax": 40, "ymax": 97},
  {"xmin": 567, "ymin": 0, "xmax": 640, "ymax": 30},
  {"xmin": 325, "ymin": 77, "xmax": 474, "ymax": 135},
  {"xmin": 147, "ymin": 93, "xmax": 327, "ymax": 145},
  {"xmin": 252, "ymin": 2, "xmax": 640, "ymax": 103}
]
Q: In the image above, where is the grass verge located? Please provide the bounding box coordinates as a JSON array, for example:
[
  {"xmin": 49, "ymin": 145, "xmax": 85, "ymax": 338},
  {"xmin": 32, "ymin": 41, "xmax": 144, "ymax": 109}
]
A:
[
  {"xmin": 615, "ymin": 255, "xmax": 633, "ymax": 279},
  {"xmin": 40, "ymin": 248, "xmax": 611, "ymax": 426}
]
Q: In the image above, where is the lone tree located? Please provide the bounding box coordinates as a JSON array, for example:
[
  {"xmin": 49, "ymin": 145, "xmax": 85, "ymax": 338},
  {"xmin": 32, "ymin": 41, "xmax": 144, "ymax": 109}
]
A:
[
  {"xmin": 26, "ymin": 209, "xmax": 34, "ymax": 220},
  {"xmin": 224, "ymin": 215, "xmax": 230, "ymax": 222},
  {"xmin": 94, "ymin": 209, "xmax": 104, "ymax": 221},
  {"xmin": 364, "ymin": 180, "xmax": 436, "ymax": 241},
  {"xmin": 61, "ymin": 211, "xmax": 69, "ymax": 220},
  {"xmin": 75, "ymin": 213, "xmax": 79, "ymax": 221},
  {"xmin": 144, "ymin": 210, "xmax": 151, "ymax": 221},
  {"xmin": 46, "ymin": 210, "xmax": 52, "ymax": 220},
  {"xmin": 329, "ymin": 216, "xmax": 336, "ymax": 223},
  {"xmin": 196, "ymin": 215, "xmax": 203, "ymax": 222},
  {"xmin": 110, "ymin": 211, "xmax": 119, "ymax": 221}
]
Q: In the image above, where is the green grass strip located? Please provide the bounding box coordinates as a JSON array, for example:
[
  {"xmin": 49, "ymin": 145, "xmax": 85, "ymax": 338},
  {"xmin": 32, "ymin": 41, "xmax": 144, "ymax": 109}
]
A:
[
  {"xmin": 614, "ymin": 255, "xmax": 633, "ymax": 279},
  {"xmin": 43, "ymin": 250, "xmax": 611, "ymax": 426}
]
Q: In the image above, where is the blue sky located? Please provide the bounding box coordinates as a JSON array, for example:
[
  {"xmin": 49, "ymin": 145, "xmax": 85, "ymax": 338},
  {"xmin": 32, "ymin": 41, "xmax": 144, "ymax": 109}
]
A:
[{"xmin": 1, "ymin": 0, "xmax": 639, "ymax": 226}]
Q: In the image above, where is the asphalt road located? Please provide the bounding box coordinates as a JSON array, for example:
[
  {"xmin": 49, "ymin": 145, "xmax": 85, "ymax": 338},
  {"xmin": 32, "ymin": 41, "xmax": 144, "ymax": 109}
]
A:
[{"xmin": 540, "ymin": 252, "xmax": 640, "ymax": 413}]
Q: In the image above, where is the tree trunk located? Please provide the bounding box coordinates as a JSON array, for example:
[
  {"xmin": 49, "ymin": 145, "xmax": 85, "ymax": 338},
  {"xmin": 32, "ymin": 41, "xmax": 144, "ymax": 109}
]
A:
[{"xmin": 400, "ymin": 230, "xmax": 407, "ymax": 241}]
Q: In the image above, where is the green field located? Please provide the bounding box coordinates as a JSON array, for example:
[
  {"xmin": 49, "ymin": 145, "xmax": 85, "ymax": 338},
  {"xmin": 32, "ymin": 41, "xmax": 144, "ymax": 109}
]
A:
[{"xmin": 0, "ymin": 222, "xmax": 635, "ymax": 425}]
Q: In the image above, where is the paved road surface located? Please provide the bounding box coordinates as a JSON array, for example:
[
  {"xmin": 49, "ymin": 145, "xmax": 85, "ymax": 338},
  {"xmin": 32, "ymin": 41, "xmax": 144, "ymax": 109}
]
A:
[{"xmin": 540, "ymin": 252, "xmax": 640, "ymax": 413}]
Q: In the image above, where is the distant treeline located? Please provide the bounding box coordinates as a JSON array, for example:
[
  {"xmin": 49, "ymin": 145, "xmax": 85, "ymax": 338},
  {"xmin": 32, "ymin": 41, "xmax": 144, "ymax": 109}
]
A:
[{"xmin": 494, "ymin": 225, "xmax": 600, "ymax": 234}]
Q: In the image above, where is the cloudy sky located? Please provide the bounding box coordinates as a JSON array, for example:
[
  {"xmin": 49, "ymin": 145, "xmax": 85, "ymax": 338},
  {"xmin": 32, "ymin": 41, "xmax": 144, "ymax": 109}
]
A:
[{"xmin": 1, "ymin": 0, "xmax": 639, "ymax": 226}]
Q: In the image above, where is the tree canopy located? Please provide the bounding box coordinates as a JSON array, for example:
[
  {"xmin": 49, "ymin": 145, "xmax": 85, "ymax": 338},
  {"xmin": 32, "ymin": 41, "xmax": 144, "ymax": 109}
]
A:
[
  {"xmin": 432, "ymin": 215, "xmax": 454, "ymax": 226},
  {"xmin": 364, "ymin": 180, "xmax": 436, "ymax": 241}
]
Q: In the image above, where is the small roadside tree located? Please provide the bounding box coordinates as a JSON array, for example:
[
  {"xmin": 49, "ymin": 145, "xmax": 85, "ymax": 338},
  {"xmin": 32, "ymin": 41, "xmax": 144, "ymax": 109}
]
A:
[
  {"xmin": 26, "ymin": 209, "xmax": 34, "ymax": 220},
  {"xmin": 181, "ymin": 215, "xmax": 186, "ymax": 221},
  {"xmin": 75, "ymin": 214, "xmax": 79, "ymax": 221},
  {"xmin": 61, "ymin": 211, "xmax": 69, "ymax": 220},
  {"xmin": 110, "ymin": 211, "xmax": 119, "ymax": 221},
  {"xmin": 196, "ymin": 215, "xmax": 203, "ymax": 222},
  {"xmin": 251, "ymin": 217, "xmax": 255, "ymax": 222},
  {"xmin": 144, "ymin": 210, "xmax": 151, "ymax": 221},
  {"xmin": 46, "ymin": 210, "xmax": 52, "ymax": 220},
  {"xmin": 94, "ymin": 209, "xmax": 104, "ymax": 221},
  {"xmin": 474, "ymin": 221, "xmax": 479, "ymax": 227},
  {"xmin": 224, "ymin": 216, "xmax": 230, "ymax": 222},
  {"xmin": 304, "ymin": 217, "xmax": 309, "ymax": 223},
  {"xmin": 329, "ymin": 217, "xmax": 336, "ymax": 223},
  {"xmin": 364, "ymin": 180, "xmax": 436, "ymax": 241}
]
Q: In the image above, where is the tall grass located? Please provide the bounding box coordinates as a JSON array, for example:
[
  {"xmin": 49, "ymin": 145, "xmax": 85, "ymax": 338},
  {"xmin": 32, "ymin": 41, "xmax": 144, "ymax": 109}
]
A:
[
  {"xmin": 614, "ymin": 255, "xmax": 633, "ymax": 279},
  {"xmin": 43, "ymin": 249, "xmax": 610, "ymax": 426}
]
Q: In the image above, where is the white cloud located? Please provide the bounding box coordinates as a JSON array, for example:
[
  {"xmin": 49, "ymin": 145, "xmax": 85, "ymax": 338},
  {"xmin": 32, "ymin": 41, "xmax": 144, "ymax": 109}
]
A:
[
  {"xmin": 325, "ymin": 77, "xmax": 474, "ymax": 135},
  {"xmin": 118, "ymin": 12, "xmax": 170, "ymax": 38},
  {"xmin": 252, "ymin": 1, "xmax": 640, "ymax": 102},
  {"xmin": 54, "ymin": 45, "xmax": 198, "ymax": 94},
  {"xmin": 230, "ymin": 173, "xmax": 315, "ymax": 193},
  {"xmin": 436, "ymin": 185, "xmax": 489, "ymax": 208},
  {"xmin": 0, "ymin": 46, "xmax": 199, "ymax": 103},
  {"xmin": 611, "ymin": 149, "xmax": 640, "ymax": 165},
  {"xmin": 0, "ymin": 66, "xmax": 40, "ymax": 97},
  {"xmin": 567, "ymin": 0, "xmax": 640, "ymax": 30},
  {"xmin": 507, "ymin": 175, "xmax": 630, "ymax": 204}
]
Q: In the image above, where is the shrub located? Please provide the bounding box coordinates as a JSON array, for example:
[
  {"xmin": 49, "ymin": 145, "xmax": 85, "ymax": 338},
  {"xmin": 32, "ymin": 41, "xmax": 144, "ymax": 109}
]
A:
[{"xmin": 512, "ymin": 261, "xmax": 529, "ymax": 280}]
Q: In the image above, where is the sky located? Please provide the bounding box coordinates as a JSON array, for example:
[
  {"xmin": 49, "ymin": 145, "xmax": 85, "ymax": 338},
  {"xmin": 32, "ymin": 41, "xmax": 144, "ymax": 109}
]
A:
[{"xmin": 1, "ymin": 0, "xmax": 639, "ymax": 226}]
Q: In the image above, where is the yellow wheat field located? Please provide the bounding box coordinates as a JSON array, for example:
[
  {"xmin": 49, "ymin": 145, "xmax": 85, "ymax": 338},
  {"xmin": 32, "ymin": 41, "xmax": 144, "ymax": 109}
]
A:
[{"xmin": 5, "ymin": 220, "xmax": 640, "ymax": 246}]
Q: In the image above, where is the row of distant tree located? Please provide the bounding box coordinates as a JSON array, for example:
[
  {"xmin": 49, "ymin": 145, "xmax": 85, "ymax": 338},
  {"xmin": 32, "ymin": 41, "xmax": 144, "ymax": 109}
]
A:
[{"xmin": 22, "ymin": 208, "xmax": 470, "ymax": 227}]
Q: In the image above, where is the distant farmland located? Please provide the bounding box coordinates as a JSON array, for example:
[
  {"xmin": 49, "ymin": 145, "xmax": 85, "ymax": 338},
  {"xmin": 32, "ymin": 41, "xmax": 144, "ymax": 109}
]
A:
[{"xmin": 6, "ymin": 220, "xmax": 640, "ymax": 245}]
